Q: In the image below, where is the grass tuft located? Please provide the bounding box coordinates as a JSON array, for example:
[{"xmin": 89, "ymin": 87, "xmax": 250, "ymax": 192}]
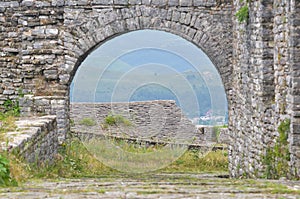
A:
[{"xmin": 79, "ymin": 118, "xmax": 97, "ymax": 126}]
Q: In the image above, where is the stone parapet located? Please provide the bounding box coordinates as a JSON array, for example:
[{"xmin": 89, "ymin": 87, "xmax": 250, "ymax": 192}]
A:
[
  {"xmin": 1, "ymin": 115, "xmax": 58, "ymax": 164},
  {"xmin": 70, "ymin": 100, "xmax": 200, "ymax": 144}
]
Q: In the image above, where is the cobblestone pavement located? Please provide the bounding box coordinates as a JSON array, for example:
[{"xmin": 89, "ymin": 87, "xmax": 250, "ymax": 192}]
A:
[{"xmin": 0, "ymin": 173, "xmax": 299, "ymax": 199}]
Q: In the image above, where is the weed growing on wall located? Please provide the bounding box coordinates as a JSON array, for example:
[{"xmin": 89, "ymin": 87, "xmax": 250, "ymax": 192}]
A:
[
  {"xmin": 0, "ymin": 100, "xmax": 19, "ymax": 142},
  {"xmin": 2, "ymin": 99, "xmax": 20, "ymax": 117},
  {"xmin": 213, "ymin": 125, "xmax": 228, "ymax": 142},
  {"xmin": 0, "ymin": 116, "xmax": 16, "ymax": 137},
  {"xmin": 236, "ymin": 5, "xmax": 249, "ymax": 23},
  {"xmin": 263, "ymin": 119, "xmax": 291, "ymax": 179},
  {"xmin": 102, "ymin": 114, "xmax": 132, "ymax": 129},
  {"xmin": 236, "ymin": 0, "xmax": 250, "ymax": 23}
]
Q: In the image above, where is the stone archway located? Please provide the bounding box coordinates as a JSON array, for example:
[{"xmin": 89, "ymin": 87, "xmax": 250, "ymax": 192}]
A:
[
  {"xmin": 3, "ymin": 1, "xmax": 233, "ymax": 161},
  {"xmin": 1, "ymin": 0, "xmax": 299, "ymax": 178},
  {"xmin": 62, "ymin": 2, "xmax": 234, "ymax": 135}
]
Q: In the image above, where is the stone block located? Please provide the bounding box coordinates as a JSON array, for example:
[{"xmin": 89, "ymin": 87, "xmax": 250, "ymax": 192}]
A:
[
  {"xmin": 193, "ymin": 0, "xmax": 206, "ymax": 6},
  {"xmin": 141, "ymin": 0, "xmax": 151, "ymax": 5},
  {"xmin": 92, "ymin": 0, "xmax": 113, "ymax": 4},
  {"xmin": 113, "ymin": 0, "xmax": 128, "ymax": 5},
  {"xmin": 51, "ymin": 0, "xmax": 65, "ymax": 6},
  {"xmin": 0, "ymin": 1, "xmax": 19, "ymax": 8},
  {"xmin": 180, "ymin": 0, "xmax": 192, "ymax": 7},
  {"xmin": 168, "ymin": 0, "xmax": 178, "ymax": 6},
  {"xmin": 151, "ymin": 0, "xmax": 167, "ymax": 6},
  {"xmin": 45, "ymin": 29, "xmax": 59, "ymax": 36},
  {"xmin": 129, "ymin": 0, "xmax": 141, "ymax": 4}
]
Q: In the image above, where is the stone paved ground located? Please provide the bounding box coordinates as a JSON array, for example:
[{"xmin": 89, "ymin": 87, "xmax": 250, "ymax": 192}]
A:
[{"xmin": 0, "ymin": 173, "xmax": 299, "ymax": 199}]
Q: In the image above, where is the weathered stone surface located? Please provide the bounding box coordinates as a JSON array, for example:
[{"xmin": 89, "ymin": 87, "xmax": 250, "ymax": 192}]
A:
[
  {"xmin": 0, "ymin": 174, "xmax": 299, "ymax": 199},
  {"xmin": 228, "ymin": 0, "xmax": 300, "ymax": 179},
  {"xmin": 1, "ymin": 115, "xmax": 58, "ymax": 164}
]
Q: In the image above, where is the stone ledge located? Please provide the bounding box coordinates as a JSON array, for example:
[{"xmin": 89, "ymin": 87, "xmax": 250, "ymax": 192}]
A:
[{"xmin": 1, "ymin": 115, "xmax": 59, "ymax": 165}]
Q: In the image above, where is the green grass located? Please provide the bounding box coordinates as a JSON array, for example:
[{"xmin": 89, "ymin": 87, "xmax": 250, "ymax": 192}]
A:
[
  {"xmin": 82, "ymin": 137, "xmax": 187, "ymax": 173},
  {"xmin": 0, "ymin": 115, "xmax": 17, "ymax": 139},
  {"xmin": 107, "ymin": 138, "xmax": 165, "ymax": 153},
  {"xmin": 161, "ymin": 149, "xmax": 228, "ymax": 173},
  {"xmin": 7, "ymin": 137, "xmax": 228, "ymax": 181},
  {"xmin": 0, "ymin": 108, "xmax": 20, "ymax": 187},
  {"xmin": 78, "ymin": 118, "xmax": 96, "ymax": 126},
  {"xmin": 25, "ymin": 138, "xmax": 115, "ymax": 179},
  {"xmin": 4, "ymin": 137, "xmax": 300, "ymax": 196}
]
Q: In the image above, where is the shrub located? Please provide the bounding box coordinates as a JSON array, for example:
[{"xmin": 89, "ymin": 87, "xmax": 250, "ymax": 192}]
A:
[{"xmin": 103, "ymin": 114, "xmax": 132, "ymax": 127}]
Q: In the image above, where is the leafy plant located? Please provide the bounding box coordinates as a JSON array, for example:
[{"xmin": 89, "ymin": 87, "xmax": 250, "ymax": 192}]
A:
[
  {"xmin": 17, "ymin": 88, "xmax": 25, "ymax": 98},
  {"xmin": 70, "ymin": 119, "xmax": 75, "ymax": 127},
  {"xmin": 236, "ymin": 5, "xmax": 249, "ymax": 23},
  {"xmin": 0, "ymin": 154, "xmax": 17, "ymax": 187},
  {"xmin": 3, "ymin": 99, "xmax": 20, "ymax": 117}
]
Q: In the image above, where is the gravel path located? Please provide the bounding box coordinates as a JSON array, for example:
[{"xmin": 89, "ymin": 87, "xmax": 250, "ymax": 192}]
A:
[{"xmin": 0, "ymin": 173, "xmax": 299, "ymax": 199}]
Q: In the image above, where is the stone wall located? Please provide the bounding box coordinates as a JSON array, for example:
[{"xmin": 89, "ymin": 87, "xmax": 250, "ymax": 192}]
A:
[
  {"xmin": 19, "ymin": 95, "xmax": 69, "ymax": 143},
  {"xmin": 229, "ymin": 0, "xmax": 300, "ymax": 178},
  {"xmin": 288, "ymin": 0, "xmax": 300, "ymax": 179},
  {"xmin": 1, "ymin": 115, "xmax": 58, "ymax": 164},
  {"xmin": 70, "ymin": 100, "xmax": 203, "ymax": 145}
]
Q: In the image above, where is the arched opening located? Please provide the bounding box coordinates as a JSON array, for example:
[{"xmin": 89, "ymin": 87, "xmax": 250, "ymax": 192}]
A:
[
  {"xmin": 69, "ymin": 30, "xmax": 229, "ymax": 173},
  {"xmin": 70, "ymin": 30, "xmax": 228, "ymax": 126}
]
